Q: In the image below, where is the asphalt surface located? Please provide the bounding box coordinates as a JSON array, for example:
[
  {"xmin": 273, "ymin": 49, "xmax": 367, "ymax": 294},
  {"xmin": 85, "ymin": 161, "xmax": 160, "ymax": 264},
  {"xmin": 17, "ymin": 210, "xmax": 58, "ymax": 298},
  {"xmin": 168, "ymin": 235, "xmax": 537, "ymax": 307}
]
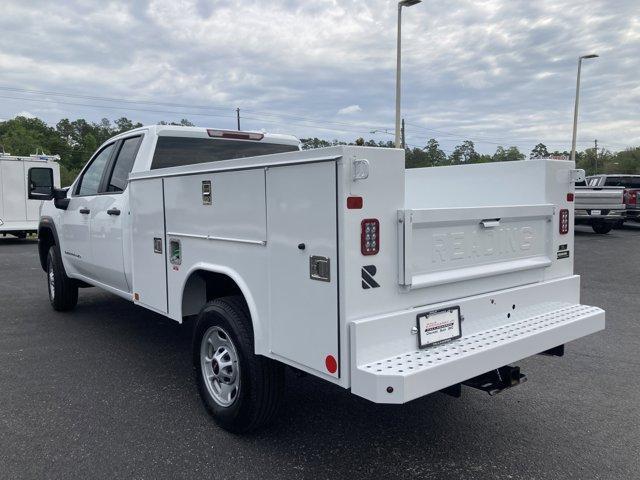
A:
[{"xmin": 1, "ymin": 227, "xmax": 639, "ymax": 480}]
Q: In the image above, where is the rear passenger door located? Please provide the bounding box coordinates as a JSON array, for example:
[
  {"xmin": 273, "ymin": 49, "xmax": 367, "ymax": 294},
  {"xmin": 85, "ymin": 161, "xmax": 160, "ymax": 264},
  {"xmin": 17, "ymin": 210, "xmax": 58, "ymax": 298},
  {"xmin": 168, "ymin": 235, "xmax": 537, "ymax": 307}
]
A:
[{"xmin": 89, "ymin": 135, "xmax": 143, "ymax": 293}]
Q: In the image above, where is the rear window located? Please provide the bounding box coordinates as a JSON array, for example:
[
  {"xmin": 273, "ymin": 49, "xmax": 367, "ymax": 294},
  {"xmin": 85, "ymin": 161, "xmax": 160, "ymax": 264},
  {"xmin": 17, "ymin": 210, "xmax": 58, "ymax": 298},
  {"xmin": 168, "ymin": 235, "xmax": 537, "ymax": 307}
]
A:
[
  {"xmin": 603, "ymin": 176, "xmax": 640, "ymax": 188},
  {"xmin": 151, "ymin": 137, "xmax": 299, "ymax": 170}
]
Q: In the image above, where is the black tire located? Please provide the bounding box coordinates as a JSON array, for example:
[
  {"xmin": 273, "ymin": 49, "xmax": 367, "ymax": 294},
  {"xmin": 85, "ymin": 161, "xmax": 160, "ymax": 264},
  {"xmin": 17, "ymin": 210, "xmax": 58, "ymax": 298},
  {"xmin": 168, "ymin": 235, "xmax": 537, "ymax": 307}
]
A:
[
  {"xmin": 15, "ymin": 232, "xmax": 27, "ymax": 239},
  {"xmin": 47, "ymin": 246, "xmax": 78, "ymax": 311},
  {"xmin": 193, "ymin": 296, "xmax": 284, "ymax": 433},
  {"xmin": 592, "ymin": 222, "xmax": 613, "ymax": 234}
]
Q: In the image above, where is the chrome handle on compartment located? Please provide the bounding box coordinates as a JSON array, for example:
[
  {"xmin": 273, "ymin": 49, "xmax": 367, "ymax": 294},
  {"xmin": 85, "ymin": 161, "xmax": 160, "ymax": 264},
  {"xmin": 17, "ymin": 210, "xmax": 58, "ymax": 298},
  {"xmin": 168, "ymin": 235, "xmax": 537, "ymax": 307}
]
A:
[{"xmin": 480, "ymin": 218, "xmax": 501, "ymax": 228}]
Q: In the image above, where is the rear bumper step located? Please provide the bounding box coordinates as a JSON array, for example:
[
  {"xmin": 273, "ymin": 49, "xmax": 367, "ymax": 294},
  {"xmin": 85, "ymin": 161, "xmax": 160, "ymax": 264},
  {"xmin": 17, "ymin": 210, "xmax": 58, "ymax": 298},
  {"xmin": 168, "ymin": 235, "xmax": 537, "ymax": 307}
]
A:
[{"xmin": 351, "ymin": 304, "xmax": 604, "ymax": 404}]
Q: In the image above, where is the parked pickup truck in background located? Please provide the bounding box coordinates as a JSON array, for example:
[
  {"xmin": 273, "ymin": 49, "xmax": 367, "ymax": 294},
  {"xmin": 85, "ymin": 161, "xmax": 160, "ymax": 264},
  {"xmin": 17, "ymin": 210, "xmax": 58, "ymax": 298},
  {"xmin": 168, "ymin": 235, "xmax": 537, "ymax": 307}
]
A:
[
  {"xmin": 587, "ymin": 174, "xmax": 640, "ymax": 225},
  {"xmin": 32, "ymin": 125, "xmax": 605, "ymax": 432},
  {"xmin": 574, "ymin": 181, "xmax": 625, "ymax": 234}
]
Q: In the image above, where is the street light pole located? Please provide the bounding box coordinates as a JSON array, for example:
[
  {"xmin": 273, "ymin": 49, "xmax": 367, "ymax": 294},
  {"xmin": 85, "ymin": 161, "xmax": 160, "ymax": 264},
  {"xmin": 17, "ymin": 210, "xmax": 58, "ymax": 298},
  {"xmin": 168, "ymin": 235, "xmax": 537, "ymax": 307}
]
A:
[
  {"xmin": 570, "ymin": 54, "xmax": 599, "ymax": 162},
  {"xmin": 395, "ymin": 0, "xmax": 422, "ymax": 149}
]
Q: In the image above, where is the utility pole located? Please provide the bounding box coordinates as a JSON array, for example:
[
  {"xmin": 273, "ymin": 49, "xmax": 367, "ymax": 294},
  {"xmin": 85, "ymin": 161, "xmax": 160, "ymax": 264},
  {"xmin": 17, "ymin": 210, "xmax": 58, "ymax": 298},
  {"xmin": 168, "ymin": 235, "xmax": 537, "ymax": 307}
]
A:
[
  {"xmin": 236, "ymin": 108, "xmax": 241, "ymax": 131},
  {"xmin": 570, "ymin": 54, "xmax": 598, "ymax": 162},
  {"xmin": 395, "ymin": 0, "xmax": 422, "ymax": 148},
  {"xmin": 594, "ymin": 139, "xmax": 598, "ymax": 174},
  {"xmin": 401, "ymin": 118, "xmax": 406, "ymax": 149}
]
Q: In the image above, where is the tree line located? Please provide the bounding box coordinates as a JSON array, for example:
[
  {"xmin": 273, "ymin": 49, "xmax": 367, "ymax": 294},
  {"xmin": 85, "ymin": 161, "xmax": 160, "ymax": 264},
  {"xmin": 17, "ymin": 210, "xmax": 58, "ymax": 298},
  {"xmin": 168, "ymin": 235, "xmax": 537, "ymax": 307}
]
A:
[{"xmin": 1, "ymin": 115, "xmax": 638, "ymax": 186}]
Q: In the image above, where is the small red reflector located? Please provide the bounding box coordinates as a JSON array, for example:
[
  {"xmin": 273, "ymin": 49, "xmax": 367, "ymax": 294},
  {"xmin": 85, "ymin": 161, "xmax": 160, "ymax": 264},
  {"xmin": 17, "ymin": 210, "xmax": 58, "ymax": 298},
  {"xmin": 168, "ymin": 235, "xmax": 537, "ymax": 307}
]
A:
[
  {"xmin": 559, "ymin": 209, "xmax": 570, "ymax": 234},
  {"xmin": 361, "ymin": 219, "xmax": 380, "ymax": 256},
  {"xmin": 567, "ymin": 193, "xmax": 574, "ymax": 202},
  {"xmin": 347, "ymin": 196, "xmax": 363, "ymax": 209},
  {"xmin": 207, "ymin": 129, "xmax": 264, "ymax": 141},
  {"xmin": 325, "ymin": 355, "xmax": 338, "ymax": 374}
]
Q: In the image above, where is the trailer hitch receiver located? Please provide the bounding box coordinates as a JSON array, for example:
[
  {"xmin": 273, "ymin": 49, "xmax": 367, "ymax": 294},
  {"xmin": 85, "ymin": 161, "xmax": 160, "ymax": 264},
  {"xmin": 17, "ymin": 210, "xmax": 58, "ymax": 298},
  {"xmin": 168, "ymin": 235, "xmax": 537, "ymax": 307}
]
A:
[{"xmin": 462, "ymin": 365, "xmax": 527, "ymax": 396}]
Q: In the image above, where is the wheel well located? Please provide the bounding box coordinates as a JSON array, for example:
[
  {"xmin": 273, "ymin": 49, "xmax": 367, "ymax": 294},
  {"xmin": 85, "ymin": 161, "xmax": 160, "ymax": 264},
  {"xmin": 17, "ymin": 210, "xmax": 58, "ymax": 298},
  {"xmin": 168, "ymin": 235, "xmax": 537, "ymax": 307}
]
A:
[
  {"xmin": 38, "ymin": 227, "xmax": 56, "ymax": 271},
  {"xmin": 182, "ymin": 270, "xmax": 244, "ymax": 318}
]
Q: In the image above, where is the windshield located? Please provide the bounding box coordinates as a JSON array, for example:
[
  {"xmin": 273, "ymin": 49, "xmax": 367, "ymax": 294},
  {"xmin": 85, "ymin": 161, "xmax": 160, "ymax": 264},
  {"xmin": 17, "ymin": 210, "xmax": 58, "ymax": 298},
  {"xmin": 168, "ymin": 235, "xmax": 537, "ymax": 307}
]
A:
[{"xmin": 151, "ymin": 136, "xmax": 299, "ymax": 170}]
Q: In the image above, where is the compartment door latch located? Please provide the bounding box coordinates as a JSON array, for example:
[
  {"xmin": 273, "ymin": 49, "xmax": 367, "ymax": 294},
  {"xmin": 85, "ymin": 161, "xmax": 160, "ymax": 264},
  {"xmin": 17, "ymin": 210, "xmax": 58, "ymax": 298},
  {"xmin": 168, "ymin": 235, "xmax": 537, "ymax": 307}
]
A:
[{"xmin": 309, "ymin": 256, "xmax": 330, "ymax": 282}]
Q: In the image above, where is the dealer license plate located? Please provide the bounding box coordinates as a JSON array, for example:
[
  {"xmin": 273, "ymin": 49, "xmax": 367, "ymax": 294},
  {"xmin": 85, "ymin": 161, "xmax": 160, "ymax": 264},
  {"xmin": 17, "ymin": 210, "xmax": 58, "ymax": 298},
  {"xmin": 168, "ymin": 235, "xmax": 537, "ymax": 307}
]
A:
[{"xmin": 417, "ymin": 307, "xmax": 462, "ymax": 349}]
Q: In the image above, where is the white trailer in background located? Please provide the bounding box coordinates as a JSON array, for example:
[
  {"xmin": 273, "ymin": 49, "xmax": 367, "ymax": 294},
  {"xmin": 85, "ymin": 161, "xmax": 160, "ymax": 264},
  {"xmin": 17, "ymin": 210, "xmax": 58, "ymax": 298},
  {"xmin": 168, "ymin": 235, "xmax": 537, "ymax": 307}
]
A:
[
  {"xmin": 0, "ymin": 150, "xmax": 61, "ymax": 238},
  {"xmin": 34, "ymin": 126, "xmax": 605, "ymax": 432}
]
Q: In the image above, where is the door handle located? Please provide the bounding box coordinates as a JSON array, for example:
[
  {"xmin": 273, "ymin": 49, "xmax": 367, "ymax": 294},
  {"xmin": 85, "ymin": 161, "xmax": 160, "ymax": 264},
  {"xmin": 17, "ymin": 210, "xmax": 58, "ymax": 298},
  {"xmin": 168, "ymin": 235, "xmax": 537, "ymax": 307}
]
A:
[
  {"xmin": 79, "ymin": 208, "xmax": 90, "ymax": 215},
  {"xmin": 107, "ymin": 208, "xmax": 121, "ymax": 216},
  {"xmin": 480, "ymin": 218, "xmax": 501, "ymax": 228}
]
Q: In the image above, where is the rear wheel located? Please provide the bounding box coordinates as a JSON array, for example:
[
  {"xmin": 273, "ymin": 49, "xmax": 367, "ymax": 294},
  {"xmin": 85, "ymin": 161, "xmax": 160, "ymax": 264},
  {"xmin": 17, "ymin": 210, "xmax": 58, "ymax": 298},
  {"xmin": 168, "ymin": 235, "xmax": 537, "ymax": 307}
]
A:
[
  {"xmin": 47, "ymin": 246, "xmax": 78, "ymax": 311},
  {"xmin": 193, "ymin": 296, "xmax": 284, "ymax": 433},
  {"xmin": 592, "ymin": 222, "xmax": 613, "ymax": 234}
]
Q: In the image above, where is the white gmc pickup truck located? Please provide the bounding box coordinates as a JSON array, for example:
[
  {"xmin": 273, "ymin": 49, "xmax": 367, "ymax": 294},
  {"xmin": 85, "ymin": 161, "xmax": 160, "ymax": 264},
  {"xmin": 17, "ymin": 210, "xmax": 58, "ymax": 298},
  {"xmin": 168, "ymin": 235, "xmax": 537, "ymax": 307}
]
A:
[{"xmin": 33, "ymin": 125, "xmax": 605, "ymax": 432}]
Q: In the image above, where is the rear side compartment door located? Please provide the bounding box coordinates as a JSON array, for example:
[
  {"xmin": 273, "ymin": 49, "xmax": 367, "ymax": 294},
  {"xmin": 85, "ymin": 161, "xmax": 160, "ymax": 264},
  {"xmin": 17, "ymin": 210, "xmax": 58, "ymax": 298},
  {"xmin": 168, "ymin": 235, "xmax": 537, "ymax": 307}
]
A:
[{"xmin": 266, "ymin": 162, "xmax": 339, "ymax": 378}]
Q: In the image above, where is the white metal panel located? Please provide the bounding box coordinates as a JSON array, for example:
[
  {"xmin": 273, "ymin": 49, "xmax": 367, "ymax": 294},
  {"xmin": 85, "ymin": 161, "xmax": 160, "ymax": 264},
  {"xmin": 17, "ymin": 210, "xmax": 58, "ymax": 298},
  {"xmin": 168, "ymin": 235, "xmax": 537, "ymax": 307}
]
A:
[
  {"xmin": 266, "ymin": 162, "xmax": 339, "ymax": 377},
  {"xmin": 130, "ymin": 178, "xmax": 167, "ymax": 313},
  {"xmin": 164, "ymin": 169, "xmax": 266, "ymax": 243},
  {"xmin": 90, "ymin": 192, "xmax": 130, "ymax": 292},
  {"xmin": 1, "ymin": 160, "xmax": 26, "ymax": 221},
  {"xmin": 399, "ymin": 204, "xmax": 554, "ymax": 289},
  {"xmin": 59, "ymin": 197, "xmax": 92, "ymax": 277}
]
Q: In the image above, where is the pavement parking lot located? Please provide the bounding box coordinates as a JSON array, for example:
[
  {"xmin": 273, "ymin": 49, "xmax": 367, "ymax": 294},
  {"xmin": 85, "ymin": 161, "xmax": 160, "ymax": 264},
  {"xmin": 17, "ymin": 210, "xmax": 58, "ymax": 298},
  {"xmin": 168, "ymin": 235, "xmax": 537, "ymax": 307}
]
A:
[{"xmin": 1, "ymin": 227, "xmax": 639, "ymax": 480}]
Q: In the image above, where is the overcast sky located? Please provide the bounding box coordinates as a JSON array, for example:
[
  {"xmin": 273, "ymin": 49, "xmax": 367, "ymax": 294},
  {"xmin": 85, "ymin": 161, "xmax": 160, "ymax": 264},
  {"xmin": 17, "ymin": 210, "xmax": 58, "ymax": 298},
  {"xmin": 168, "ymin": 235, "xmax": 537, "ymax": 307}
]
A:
[{"xmin": 0, "ymin": 0, "xmax": 638, "ymax": 155}]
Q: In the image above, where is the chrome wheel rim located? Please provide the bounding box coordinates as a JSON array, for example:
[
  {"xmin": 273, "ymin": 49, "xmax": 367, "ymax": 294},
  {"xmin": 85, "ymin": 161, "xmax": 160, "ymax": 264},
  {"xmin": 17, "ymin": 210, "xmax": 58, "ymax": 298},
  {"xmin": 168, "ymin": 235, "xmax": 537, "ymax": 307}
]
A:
[
  {"xmin": 48, "ymin": 263, "xmax": 55, "ymax": 301},
  {"xmin": 200, "ymin": 326, "xmax": 240, "ymax": 407}
]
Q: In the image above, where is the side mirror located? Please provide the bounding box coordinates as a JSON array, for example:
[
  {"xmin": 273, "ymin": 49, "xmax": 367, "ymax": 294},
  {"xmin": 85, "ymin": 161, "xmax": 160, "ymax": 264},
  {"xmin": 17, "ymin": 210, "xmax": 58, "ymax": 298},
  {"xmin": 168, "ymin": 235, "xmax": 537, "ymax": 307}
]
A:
[
  {"xmin": 28, "ymin": 167, "xmax": 54, "ymax": 200},
  {"xmin": 53, "ymin": 188, "xmax": 70, "ymax": 210}
]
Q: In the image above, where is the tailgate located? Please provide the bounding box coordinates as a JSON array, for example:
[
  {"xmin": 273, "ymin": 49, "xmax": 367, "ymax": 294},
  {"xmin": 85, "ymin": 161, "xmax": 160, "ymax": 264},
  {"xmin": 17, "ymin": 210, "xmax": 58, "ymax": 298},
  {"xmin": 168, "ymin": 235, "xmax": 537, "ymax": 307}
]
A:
[
  {"xmin": 575, "ymin": 187, "xmax": 625, "ymax": 210},
  {"xmin": 398, "ymin": 204, "xmax": 554, "ymax": 290}
]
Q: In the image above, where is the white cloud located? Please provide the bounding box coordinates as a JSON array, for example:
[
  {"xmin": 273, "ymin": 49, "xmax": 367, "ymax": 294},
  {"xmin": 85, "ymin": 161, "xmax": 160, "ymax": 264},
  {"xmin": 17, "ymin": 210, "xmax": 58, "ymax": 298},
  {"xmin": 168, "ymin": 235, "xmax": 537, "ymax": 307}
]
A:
[
  {"xmin": 0, "ymin": 0, "xmax": 637, "ymax": 154},
  {"xmin": 337, "ymin": 105, "xmax": 362, "ymax": 115},
  {"xmin": 16, "ymin": 111, "xmax": 35, "ymax": 118}
]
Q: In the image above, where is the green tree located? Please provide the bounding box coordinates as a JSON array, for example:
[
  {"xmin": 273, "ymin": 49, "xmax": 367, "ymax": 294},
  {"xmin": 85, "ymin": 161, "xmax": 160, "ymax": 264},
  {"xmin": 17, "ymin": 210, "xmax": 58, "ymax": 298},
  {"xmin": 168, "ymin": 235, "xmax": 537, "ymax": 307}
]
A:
[
  {"xmin": 530, "ymin": 143, "xmax": 549, "ymax": 159},
  {"xmin": 493, "ymin": 146, "xmax": 525, "ymax": 162},
  {"xmin": 450, "ymin": 140, "xmax": 479, "ymax": 164}
]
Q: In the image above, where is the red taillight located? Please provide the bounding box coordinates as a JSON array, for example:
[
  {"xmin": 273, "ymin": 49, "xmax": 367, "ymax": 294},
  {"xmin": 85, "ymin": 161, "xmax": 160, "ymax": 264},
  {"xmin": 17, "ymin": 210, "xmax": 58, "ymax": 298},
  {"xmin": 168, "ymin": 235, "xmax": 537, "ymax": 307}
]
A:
[
  {"xmin": 567, "ymin": 193, "xmax": 574, "ymax": 202},
  {"xmin": 347, "ymin": 196, "xmax": 363, "ymax": 209},
  {"xmin": 559, "ymin": 209, "xmax": 570, "ymax": 234},
  {"xmin": 361, "ymin": 219, "xmax": 380, "ymax": 255},
  {"xmin": 625, "ymin": 189, "xmax": 637, "ymax": 205},
  {"xmin": 207, "ymin": 129, "xmax": 264, "ymax": 141}
]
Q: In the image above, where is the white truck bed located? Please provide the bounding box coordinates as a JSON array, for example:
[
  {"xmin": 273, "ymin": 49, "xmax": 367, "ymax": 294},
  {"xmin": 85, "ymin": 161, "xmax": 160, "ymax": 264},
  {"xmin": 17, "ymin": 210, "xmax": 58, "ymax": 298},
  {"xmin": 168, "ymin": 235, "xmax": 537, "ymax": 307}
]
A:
[{"xmin": 127, "ymin": 147, "xmax": 604, "ymax": 402}]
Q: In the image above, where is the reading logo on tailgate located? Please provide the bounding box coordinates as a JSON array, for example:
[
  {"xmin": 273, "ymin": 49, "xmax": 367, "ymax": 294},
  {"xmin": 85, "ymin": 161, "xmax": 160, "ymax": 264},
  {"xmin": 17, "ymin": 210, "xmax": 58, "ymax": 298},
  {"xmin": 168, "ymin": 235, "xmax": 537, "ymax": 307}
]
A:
[{"xmin": 430, "ymin": 225, "xmax": 538, "ymax": 265}]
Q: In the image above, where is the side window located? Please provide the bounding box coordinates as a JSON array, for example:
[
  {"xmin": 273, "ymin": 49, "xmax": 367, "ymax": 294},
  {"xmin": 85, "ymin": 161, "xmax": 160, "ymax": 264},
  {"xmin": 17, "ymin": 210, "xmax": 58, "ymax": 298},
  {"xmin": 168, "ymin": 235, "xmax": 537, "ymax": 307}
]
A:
[
  {"xmin": 106, "ymin": 136, "xmax": 142, "ymax": 192},
  {"xmin": 77, "ymin": 144, "xmax": 115, "ymax": 196}
]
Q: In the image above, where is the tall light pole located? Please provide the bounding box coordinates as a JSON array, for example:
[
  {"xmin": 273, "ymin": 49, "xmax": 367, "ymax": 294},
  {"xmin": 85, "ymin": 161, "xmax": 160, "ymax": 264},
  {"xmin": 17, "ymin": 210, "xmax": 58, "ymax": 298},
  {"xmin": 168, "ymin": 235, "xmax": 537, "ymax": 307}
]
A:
[
  {"xmin": 395, "ymin": 0, "xmax": 422, "ymax": 148},
  {"xmin": 570, "ymin": 54, "xmax": 599, "ymax": 162}
]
